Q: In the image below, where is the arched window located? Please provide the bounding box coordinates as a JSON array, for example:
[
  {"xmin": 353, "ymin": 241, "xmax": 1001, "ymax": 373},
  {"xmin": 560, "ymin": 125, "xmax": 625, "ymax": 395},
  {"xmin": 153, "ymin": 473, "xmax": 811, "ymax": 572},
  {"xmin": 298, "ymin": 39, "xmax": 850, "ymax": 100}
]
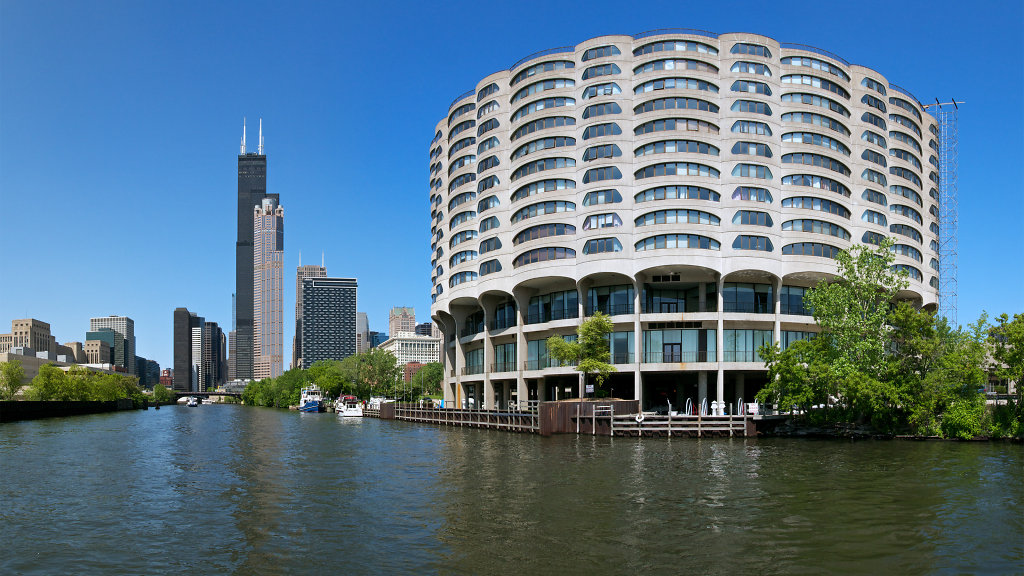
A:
[
  {"xmin": 583, "ymin": 189, "xmax": 622, "ymax": 206},
  {"xmin": 478, "ymin": 259, "xmax": 502, "ymax": 276},
  {"xmin": 783, "ymin": 132, "xmax": 849, "ymax": 155},
  {"xmin": 477, "ymin": 195, "xmax": 499, "ymax": 213},
  {"xmin": 582, "ymin": 122, "xmax": 622, "ymax": 139},
  {"xmin": 583, "ymin": 102, "xmax": 622, "ymax": 119},
  {"xmin": 512, "ymin": 223, "xmax": 575, "ymax": 245},
  {"xmin": 477, "ymin": 83, "xmax": 499, "ymax": 101},
  {"xmin": 733, "ymin": 235, "xmax": 773, "ymax": 251},
  {"xmin": 781, "ymin": 74, "xmax": 849, "ymax": 98},
  {"xmin": 511, "ymin": 179, "xmax": 575, "ymax": 203},
  {"xmin": 783, "ymin": 153, "xmax": 849, "ymax": 175},
  {"xmin": 582, "ymin": 82, "xmax": 621, "ymax": 99},
  {"xmin": 583, "ymin": 213, "xmax": 622, "ymax": 229},
  {"xmin": 635, "ymin": 186, "xmax": 720, "ymax": 203},
  {"xmin": 511, "ymin": 116, "xmax": 575, "ymax": 141},
  {"xmin": 478, "ymin": 216, "xmax": 499, "ymax": 232},
  {"xmin": 583, "ymin": 144, "xmax": 622, "ymax": 161},
  {"xmin": 782, "ymin": 174, "xmax": 850, "ymax": 196},
  {"xmin": 635, "ymin": 162, "xmax": 719, "ymax": 179},
  {"xmin": 782, "ymin": 219, "xmax": 850, "ymax": 240},
  {"xmin": 782, "ymin": 242, "xmax": 840, "ymax": 258},
  {"xmin": 862, "ymin": 189, "xmax": 887, "ymax": 206},
  {"xmin": 781, "ymin": 92, "xmax": 849, "ymax": 117},
  {"xmin": 733, "ymin": 211, "xmax": 772, "ymax": 226},
  {"xmin": 582, "ymin": 45, "xmax": 621, "ymax": 61},
  {"xmin": 731, "ymin": 43, "xmax": 771, "ymax": 58},
  {"xmin": 510, "ymin": 200, "xmax": 575, "ymax": 223},
  {"xmin": 633, "ymin": 59, "xmax": 718, "ymax": 75},
  {"xmin": 733, "ymin": 187, "xmax": 772, "ymax": 203},
  {"xmin": 635, "ymin": 234, "xmax": 720, "ymax": 251},
  {"xmin": 510, "ymin": 60, "xmax": 574, "ymax": 85},
  {"xmin": 636, "ymin": 209, "xmax": 720, "ymax": 226},
  {"xmin": 582, "ymin": 63, "xmax": 621, "ymax": 80},
  {"xmin": 513, "ymin": 247, "xmax": 576, "ymax": 267},
  {"xmin": 781, "ymin": 56, "xmax": 850, "ymax": 81},
  {"xmin": 511, "ymin": 78, "xmax": 575, "ymax": 103},
  {"xmin": 583, "ymin": 238, "xmax": 623, "ymax": 255},
  {"xmin": 583, "ymin": 166, "xmax": 622, "ymax": 183},
  {"xmin": 782, "ymin": 196, "xmax": 848, "ymax": 218},
  {"xmin": 862, "ymin": 210, "xmax": 887, "ymax": 226},
  {"xmin": 636, "ymin": 140, "xmax": 719, "ymax": 157},
  {"xmin": 731, "ymin": 100, "xmax": 772, "ymax": 115}
]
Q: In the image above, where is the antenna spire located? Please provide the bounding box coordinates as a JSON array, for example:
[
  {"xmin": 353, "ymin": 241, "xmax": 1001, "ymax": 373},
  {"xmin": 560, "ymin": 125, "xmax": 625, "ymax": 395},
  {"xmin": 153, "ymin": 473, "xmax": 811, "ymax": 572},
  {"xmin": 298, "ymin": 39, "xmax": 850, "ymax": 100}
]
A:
[
  {"xmin": 241, "ymin": 117, "xmax": 247, "ymax": 154},
  {"xmin": 258, "ymin": 118, "xmax": 264, "ymax": 155},
  {"xmin": 321, "ymin": 251, "xmax": 325, "ymax": 268},
  {"xmin": 299, "ymin": 250, "xmax": 302, "ymax": 267}
]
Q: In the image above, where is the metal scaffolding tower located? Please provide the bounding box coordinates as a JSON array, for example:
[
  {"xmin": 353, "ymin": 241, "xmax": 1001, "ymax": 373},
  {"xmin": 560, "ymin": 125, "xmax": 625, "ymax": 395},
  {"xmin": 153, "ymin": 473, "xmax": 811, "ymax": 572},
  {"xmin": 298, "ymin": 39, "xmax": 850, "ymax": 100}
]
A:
[{"xmin": 924, "ymin": 100, "xmax": 961, "ymax": 325}]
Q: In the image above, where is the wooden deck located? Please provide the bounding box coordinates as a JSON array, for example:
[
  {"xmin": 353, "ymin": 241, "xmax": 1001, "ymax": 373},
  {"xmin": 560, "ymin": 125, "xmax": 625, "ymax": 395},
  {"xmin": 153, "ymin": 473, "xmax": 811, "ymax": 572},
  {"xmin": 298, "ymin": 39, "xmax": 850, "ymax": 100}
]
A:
[
  {"xmin": 608, "ymin": 412, "xmax": 752, "ymax": 437},
  {"xmin": 392, "ymin": 405, "xmax": 540, "ymax": 433}
]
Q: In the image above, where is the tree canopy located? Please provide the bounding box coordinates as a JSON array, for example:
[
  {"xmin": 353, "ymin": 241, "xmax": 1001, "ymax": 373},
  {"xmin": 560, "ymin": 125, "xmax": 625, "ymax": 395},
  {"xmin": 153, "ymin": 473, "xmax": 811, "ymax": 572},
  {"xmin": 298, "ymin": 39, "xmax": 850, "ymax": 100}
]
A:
[
  {"xmin": 0, "ymin": 358, "xmax": 25, "ymax": 400},
  {"xmin": 547, "ymin": 311, "xmax": 616, "ymax": 397}
]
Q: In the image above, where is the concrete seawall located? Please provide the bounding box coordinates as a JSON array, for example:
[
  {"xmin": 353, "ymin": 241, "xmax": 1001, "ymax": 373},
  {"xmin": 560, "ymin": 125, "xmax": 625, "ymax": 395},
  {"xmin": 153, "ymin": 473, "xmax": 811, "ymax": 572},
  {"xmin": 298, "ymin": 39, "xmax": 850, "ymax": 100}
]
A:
[{"xmin": 0, "ymin": 399, "xmax": 136, "ymax": 423}]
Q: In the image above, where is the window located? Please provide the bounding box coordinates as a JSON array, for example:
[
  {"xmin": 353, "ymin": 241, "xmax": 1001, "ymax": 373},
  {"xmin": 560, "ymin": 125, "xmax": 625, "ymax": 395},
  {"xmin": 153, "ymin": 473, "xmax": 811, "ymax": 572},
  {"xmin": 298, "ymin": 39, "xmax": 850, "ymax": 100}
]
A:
[
  {"xmin": 891, "ymin": 243, "xmax": 922, "ymax": 262},
  {"xmin": 477, "ymin": 175, "xmax": 500, "ymax": 193},
  {"xmin": 733, "ymin": 235, "xmax": 772, "ymax": 251},
  {"xmin": 733, "ymin": 210, "xmax": 772, "ymax": 226},
  {"xmin": 862, "ymin": 111, "xmax": 887, "ymax": 130},
  {"xmin": 781, "ymin": 286, "xmax": 813, "ymax": 316},
  {"xmin": 890, "ymin": 223, "xmax": 923, "ymax": 243},
  {"xmin": 890, "ymin": 130, "xmax": 922, "ymax": 153},
  {"xmin": 477, "ymin": 155, "xmax": 499, "ymax": 173},
  {"xmin": 643, "ymin": 328, "xmax": 717, "ymax": 362},
  {"xmin": 449, "ymin": 229, "xmax": 477, "ymax": 248},
  {"xmin": 477, "ymin": 118, "xmax": 500, "ymax": 136},
  {"xmin": 513, "ymin": 223, "xmax": 575, "ymax": 245},
  {"xmin": 449, "ymin": 210, "xmax": 476, "ymax": 230},
  {"xmin": 633, "ymin": 59, "xmax": 718, "ymax": 75},
  {"xmin": 583, "ymin": 189, "xmax": 622, "ymax": 206},
  {"xmin": 449, "ymin": 136, "xmax": 476, "ymax": 157},
  {"xmin": 634, "ymin": 77, "xmax": 718, "ymax": 94},
  {"xmin": 862, "ymin": 168, "xmax": 887, "ymax": 186},
  {"xmin": 583, "ymin": 63, "xmax": 620, "ymax": 80},
  {"xmin": 582, "ymin": 45, "xmax": 620, "ymax": 61},
  {"xmin": 732, "ymin": 141, "xmax": 772, "ymax": 157},
  {"xmin": 889, "ymin": 114, "xmax": 922, "ymax": 138},
  {"xmin": 782, "ymin": 153, "xmax": 849, "ymax": 175},
  {"xmin": 731, "ymin": 120, "xmax": 772, "ymax": 136},
  {"xmin": 448, "ymin": 191, "xmax": 476, "ymax": 211},
  {"xmin": 890, "ymin": 185, "xmax": 923, "ymax": 206},
  {"xmin": 583, "ymin": 143, "xmax": 622, "ymax": 161},
  {"xmin": 511, "ymin": 97, "xmax": 574, "ymax": 122},
  {"xmin": 476, "ymin": 100, "xmax": 499, "ymax": 118},
  {"xmin": 583, "ymin": 102, "xmax": 622, "ymax": 119},
  {"xmin": 449, "ymin": 249, "xmax": 478, "ymax": 266},
  {"xmin": 892, "ymin": 264, "xmax": 923, "ymax": 281},
  {"xmin": 861, "ymin": 77, "xmax": 886, "ymax": 95},
  {"xmin": 511, "ymin": 136, "xmax": 575, "ymax": 160},
  {"xmin": 636, "ymin": 140, "xmax": 719, "ymax": 157},
  {"xmin": 511, "ymin": 78, "xmax": 575, "ymax": 103},
  {"xmin": 477, "ymin": 83, "xmax": 499, "ymax": 101},
  {"xmin": 889, "ymin": 97, "xmax": 922, "ymax": 121},
  {"xmin": 862, "ymin": 130, "xmax": 887, "ymax": 148},
  {"xmin": 582, "ymin": 122, "xmax": 622, "ymax": 139},
  {"xmin": 478, "ymin": 259, "xmax": 502, "ymax": 276},
  {"xmin": 582, "ymin": 82, "xmax": 621, "ymax": 99},
  {"xmin": 527, "ymin": 290, "xmax": 579, "ymax": 324},
  {"xmin": 587, "ymin": 285, "xmax": 635, "ymax": 315},
  {"xmin": 930, "ymin": 222, "xmax": 940, "ymax": 236},
  {"xmin": 479, "ymin": 237, "xmax": 501, "ymax": 254},
  {"xmin": 783, "ymin": 174, "xmax": 850, "ymax": 196},
  {"xmin": 479, "ymin": 215, "xmax": 499, "ymax": 232},
  {"xmin": 732, "ymin": 163, "xmax": 772, "ymax": 179},
  {"xmin": 510, "ymin": 157, "xmax": 575, "ymax": 181},
  {"xmin": 730, "ymin": 80, "xmax": 772, "ymax": 95},
  {"xmin": 731, "ymin": 100, "xmax": 772, "ymax": 115},
  {"xmin": 782, "ymin": 243, "xmax": 840, "ymax": 258},
  {"xmin": 635, "ymin": 234, "xmax": 720, "ymax": 251},
  {"xmin": 635, "ymin": 186, "xmax": 720, "ymax": 203},
  {"xmin": 448, "ymin": 119, "xmax": 475, "ymax": 141},
  {"xmin": 448, "ymin": 271, "xmax": 477, "ymax": 287},
  {"xmin": 782, "ymin": 132, "xmax": 849, "ymax": 155},
  {"xmin": 862, "ymin": 231, "xmax": 884, "ymax": 245},
  {"xmin": 782, "ymin": 219, "xmax": 850, "ymax": 240},
  {"xmin": 448, "ymin": 154, "xmax": 476, "ymax": 175},
  {"xmin": 862, "ymin": 188, "xmax": 887, "ymax": 206},
  {"xmin": 583, "ymin": 166, "xmax": 622, "ymax": 183},
  {"xmin": 635, "ymin": 162, "xmax": 719, "ymax": 179},
  {"xmin": 635, "ymin": 97, "xmax": 719, "ymax": 114},
  {"xmin": 583, "ymin": 238, "xmax": 623, "ymax": 255},
  {"xmin": 511, "ymin": 178, "xmax": 575, "ymax": 203},
  {"xmin": 722, "ymin": 282, "xmax": 774, "ymax": 313},
  {"xmin": 862, "ymin": 93, "xmax": 886, "ymax": 112},
  {"xmin": 724, "ymin": 329, "xmax": 774, "ymax": 362},
  {"xmin": 636, "ymin": 209, "xmax": 720, "ymax": 226},
  {"xmin": 513, "ymin": 247, "xmax": 575, "ymax": 268},
  {"xmin": 862, "ymin": 149, "xmax": 887, "ymax": 167},
  {"xmin": 781, "ymin": 56, "xmax": 850, "ymax": 81},
  {"xmin": 447, "ymin": 102, "xmax": 476, "ymax": 127},
  {"xmin": 890, "ymin": 204, "xmax": 923, "ymax": 224},
  {"xmin": 862, "ymin": 210, "xmax": 887, "ymax": 226},
  {"xmin": 781, "ymin": 112, "xmax": 849, "ymax": 135},
  {"xmin": 510, "ymin": 116, "xmax": 575, "ymax": 141},
  {"xmin": 733, "ymin": 186, "xmax": 772, "ymax": 203},
  {"xmin": 477, "ymin": 136, "xmax": 499, "ymax": 154},
  {"xmin": 890, "ymin": 166, "xmax": 922, "ymax": 188},
  {"xmin": 583, "ymin": 213, "xmax": 622, "ymax": 229},
  {"xmin": 781, "ymin": 92, "xmax": 850, "ymax": 117},
  {"xmin": 634, "ymin": 40, "xmax": 717, "ymax": 56},
  {"xmin": 477, "ymin": 195, "xmax": 499, "ymax": 213},
  {"xmin": 731, "ymin": 43, "xmax": 771, "ymax": 57},
  {"xmin": 890, "ymin": 148, "xmax": 922, "ymax": 170},
  {"xmin": 731, "ymin": 61, "xmax": 772, "ymax": 76},
  {"xmin": 510, "ymin": 60, "xmax": 574, "ymax": 85},
  {"xmin": 510, "ymin": 200, "xmax": 575, "ymax": 223},
  {"xmin": 781, "ymin": 74, "xmax": 849, "ymax": 98},
  {"xmin": 636, "ymin": 117, "xmax": 719, "ymax": 135}
]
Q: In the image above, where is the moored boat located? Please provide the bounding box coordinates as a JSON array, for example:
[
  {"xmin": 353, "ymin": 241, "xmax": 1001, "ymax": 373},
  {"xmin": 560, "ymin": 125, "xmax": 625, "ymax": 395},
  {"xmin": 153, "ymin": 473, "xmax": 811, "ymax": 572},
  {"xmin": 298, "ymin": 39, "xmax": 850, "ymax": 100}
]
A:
[
  {"xmin": 335, "ymin": 395, "xmax": 363, "ymax": 417},
  {"xmin": 298, "ymin": 385, "xmax": 325, "ymax": 413},
  {"xmin": 186, "ymin": 396, "xmax": 199, "ymax": 407}
]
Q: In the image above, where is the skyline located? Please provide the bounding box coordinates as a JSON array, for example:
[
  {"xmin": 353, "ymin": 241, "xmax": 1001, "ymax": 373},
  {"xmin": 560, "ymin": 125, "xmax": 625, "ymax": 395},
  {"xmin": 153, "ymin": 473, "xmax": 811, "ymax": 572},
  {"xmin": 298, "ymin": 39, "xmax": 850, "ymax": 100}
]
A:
[{"xmin": 1, "ymin": 0, "xmax": 1021, "ymax": 369}]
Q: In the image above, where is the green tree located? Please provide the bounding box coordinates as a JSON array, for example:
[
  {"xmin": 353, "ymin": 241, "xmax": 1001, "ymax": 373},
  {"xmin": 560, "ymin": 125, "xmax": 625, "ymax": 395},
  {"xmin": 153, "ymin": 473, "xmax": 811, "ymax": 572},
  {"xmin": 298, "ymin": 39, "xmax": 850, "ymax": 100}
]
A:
[
  {"xmin": 989, "ymin": 313, "xmax": 1023, "ymax": 396},
  {"xmin": 27, "ymin": 364, "xmax": 67, "ymax": 401},
  {"xmin": 412, "ymin": 362, "xmax": 444, "ymax": 397},
  {"xmin": 307, "ymin": 360, "xmax": 346, "ymax": 398},
  {"xmin": 152, "ymin": 383, "xmax": 172, "ymax": 403},
  {"xmin": 547, "ymin": 311, "xmax": 616, "ymax": 397},
  {"xmin": 359, "ymin": 348, "xmax": 403, "ymax": 398},
  {"xmin": 0, "ymin": 358, "xmax": 25, "ymax": 400}
]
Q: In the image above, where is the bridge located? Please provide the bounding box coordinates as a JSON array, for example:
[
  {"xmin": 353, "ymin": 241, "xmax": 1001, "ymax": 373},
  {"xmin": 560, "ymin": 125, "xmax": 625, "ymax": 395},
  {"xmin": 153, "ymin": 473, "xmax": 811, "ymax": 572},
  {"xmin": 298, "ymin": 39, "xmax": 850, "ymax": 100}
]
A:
[{"xmin": 173, "ymin": 391, "xmax": 242, "ymax": 399}]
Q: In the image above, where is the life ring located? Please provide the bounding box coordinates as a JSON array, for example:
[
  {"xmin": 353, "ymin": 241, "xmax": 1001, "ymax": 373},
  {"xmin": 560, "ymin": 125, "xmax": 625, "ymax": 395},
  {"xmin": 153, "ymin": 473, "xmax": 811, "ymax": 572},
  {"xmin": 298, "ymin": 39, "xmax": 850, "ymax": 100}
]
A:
[{"xmin": 635, "ymin": 413, "xmax": 645, "ymax": 423}]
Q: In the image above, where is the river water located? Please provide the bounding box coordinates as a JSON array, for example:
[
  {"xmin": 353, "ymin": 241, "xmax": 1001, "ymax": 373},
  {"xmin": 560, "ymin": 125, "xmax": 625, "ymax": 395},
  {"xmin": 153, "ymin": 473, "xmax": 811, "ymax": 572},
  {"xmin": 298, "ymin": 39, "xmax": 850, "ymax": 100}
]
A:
[{"xmin": 0, "ymin": 405, "xmax": 1020, "ymax": 575}]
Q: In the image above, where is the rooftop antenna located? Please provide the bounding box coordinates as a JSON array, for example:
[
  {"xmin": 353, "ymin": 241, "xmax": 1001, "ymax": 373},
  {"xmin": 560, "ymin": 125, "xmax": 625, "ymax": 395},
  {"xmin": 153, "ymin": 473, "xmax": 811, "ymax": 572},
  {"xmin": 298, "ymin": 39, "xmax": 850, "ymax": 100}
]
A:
[
  {"xmin": 321, "ymin": 251, "xmax": 325, "ymax": 269},
  {"xmin": 299, "ymin": 250, "xmax": 302, "ymax": 267},
  {"xmin": 240, "ymin": 117, "xmax": 247, "ymax": 154},
  {"xmin": 258, "ymin": 118, "xmax": 264, "ymax": 155}
]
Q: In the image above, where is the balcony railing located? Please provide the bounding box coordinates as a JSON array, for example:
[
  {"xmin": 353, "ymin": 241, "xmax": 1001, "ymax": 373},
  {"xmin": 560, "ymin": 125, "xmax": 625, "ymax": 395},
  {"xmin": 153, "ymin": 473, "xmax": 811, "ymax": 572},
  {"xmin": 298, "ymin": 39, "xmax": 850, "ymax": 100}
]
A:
[
  {"xmin": 586, "ymin": 303, "xmax": 634, "ymax": 316},
  {"xmin": 640, "ymin": 303, "xmax": 717, "ymax": 314},
  {"xmin": 523, "ymin": 358, "xmax": 579, "ymax": 370},
  {"xmin": 781, "ymin": 303, "xmax": 813, "ymax": 316},
  {"xmin": 644, "ymin": 350, "xmax": 714, "ymax": 363},
  {"xmin": 462, "ymin": 365, "xmax": 484, "ymax": 376},
  {"xmin": 723, "ymin": 303, "xmax": 773, "ymax": 314},
  {"xmin": 459, "ymin": 325, "xmax": 484, "ymax": 338},
  {"xmin": 723, "ymin": 350, "xmax": 762, "ymax": 363},
  {"xmin": 611, "ymin": 352, "xmax": 634, "ymax": 364},
  {"xmin": 489, "ymin": 319, "xmax": 517, "ymax": 331},
  {"xmin": 525, "ymin": 308, "xmax": 579, "ymax": 324},
  {"xmin": 491, "ymin": 361, "xmax": 517, "ymax": 373}
]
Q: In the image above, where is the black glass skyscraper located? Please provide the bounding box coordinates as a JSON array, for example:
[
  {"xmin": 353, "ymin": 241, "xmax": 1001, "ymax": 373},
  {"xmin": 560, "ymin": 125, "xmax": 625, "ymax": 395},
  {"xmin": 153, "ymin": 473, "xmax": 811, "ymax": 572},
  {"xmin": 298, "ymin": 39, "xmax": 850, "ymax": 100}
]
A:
[{"xmin": 236, "ymin": 120, "xmax": 277, "ymax": 380}]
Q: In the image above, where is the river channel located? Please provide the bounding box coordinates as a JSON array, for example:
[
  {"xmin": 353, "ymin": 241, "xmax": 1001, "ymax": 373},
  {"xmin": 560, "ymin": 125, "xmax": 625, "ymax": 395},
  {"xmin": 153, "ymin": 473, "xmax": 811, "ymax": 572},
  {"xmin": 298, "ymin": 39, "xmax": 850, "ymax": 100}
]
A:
[{"xmin": 0, "ymin": 404, "xmax": 1020, "ymax": 575}]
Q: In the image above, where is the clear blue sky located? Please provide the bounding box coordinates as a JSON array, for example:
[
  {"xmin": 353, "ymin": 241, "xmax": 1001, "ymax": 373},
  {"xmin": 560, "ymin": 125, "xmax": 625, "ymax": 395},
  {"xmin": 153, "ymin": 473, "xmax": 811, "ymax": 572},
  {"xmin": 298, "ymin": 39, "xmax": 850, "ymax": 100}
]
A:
[{"xmin": 1, "ymin": 0, "xmax": 1021, "ymax": 368}]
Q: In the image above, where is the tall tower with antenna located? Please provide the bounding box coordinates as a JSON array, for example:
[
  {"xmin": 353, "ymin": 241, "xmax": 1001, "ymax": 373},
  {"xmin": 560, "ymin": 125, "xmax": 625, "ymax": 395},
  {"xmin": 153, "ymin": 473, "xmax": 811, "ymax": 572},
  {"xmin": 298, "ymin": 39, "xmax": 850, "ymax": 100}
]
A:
[{"xmin": 924, "ymin": 100, "xmax": 962, "ymax": 325}]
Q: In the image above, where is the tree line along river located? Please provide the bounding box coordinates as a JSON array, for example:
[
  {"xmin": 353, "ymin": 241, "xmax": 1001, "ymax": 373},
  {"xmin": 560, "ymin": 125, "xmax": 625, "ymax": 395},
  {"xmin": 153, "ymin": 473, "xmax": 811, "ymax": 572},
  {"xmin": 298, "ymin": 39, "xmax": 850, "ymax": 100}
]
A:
[{"xmin": 0, "ymin": 404, "xmax": 1020, "ymax": 575}]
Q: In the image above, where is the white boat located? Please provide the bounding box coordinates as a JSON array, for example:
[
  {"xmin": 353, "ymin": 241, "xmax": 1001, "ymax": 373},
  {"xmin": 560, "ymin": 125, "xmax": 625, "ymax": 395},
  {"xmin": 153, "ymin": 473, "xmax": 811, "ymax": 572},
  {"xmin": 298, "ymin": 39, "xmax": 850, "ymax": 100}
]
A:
[
  {"xmin": 298, "ymin": 385, "xmax": 325, "ymax": 413},
  {"xmin": 186, "ymin": 396, "xmax": 199, "ymax": 407},
  {"xmin": 335, "ymin": 395, "xmax": 363, "ymax": 417}
]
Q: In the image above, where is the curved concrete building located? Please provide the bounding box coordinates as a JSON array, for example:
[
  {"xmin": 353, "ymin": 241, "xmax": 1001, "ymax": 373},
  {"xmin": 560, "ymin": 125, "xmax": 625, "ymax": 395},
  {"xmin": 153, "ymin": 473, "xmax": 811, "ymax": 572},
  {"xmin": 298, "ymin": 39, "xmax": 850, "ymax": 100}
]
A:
[{"xmin": 428, "ymin": 30, "xmax": 941, "ymax": 411}]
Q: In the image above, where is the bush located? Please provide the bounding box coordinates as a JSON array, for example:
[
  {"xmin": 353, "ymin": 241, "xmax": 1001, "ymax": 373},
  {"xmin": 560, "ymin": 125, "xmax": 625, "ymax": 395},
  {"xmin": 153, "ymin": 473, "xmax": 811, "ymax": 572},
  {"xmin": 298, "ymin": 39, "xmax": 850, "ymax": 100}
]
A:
[
  {"xmin": 988, "ymin": 400, "xmax": 1023, "ymax": 439},
  {"xmin": 941, "ymin": 394, "xmax": 986, "ymax": 439}
]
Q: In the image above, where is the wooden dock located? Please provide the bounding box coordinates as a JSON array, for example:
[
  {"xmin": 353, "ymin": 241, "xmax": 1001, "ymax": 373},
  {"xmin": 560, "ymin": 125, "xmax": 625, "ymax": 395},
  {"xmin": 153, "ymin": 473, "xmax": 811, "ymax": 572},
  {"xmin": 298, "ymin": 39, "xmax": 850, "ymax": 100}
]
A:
[{"xmin": 393, "ymin": 405, "xmax": 539, "ymax": 433}]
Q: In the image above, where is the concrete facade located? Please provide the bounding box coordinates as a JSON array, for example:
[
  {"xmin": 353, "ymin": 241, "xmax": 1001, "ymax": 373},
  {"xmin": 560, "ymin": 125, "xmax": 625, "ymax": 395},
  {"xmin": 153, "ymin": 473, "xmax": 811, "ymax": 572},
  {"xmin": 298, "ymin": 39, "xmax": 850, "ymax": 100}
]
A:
[
  {"xmin": 429, "ymin": 31, "xmax": 941, "ymax": 412},
  {"xmin": 0, "ymin": 319, "xmax": 56, "ymax": 356},
  {"xmin": 293, "ymin": 263, "xmax": 327, "ymax": 368},
  {"xmin": 89, "ymin": 316, "xmax": 136, "ymax": 375},
  {"xmin": 378, "ymin": 332, "xmax": 442, "ymax": 367},
  {"xmin": 254, "ymin": 197, "xmax": 284, "ymax": 380},
  {"xmin": 388, "ymin": 307, "xmax": 416, "ymax": 339}
]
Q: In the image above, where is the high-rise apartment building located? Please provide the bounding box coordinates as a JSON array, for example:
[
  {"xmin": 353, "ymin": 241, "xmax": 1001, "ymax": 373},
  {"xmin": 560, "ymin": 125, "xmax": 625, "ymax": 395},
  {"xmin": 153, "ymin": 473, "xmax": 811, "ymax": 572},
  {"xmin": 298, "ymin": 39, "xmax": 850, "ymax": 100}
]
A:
[
  {"xmin": 301, "ymin": 277, "xmax": 358, "ymax": 369},
  {"xmin": 415, "ymin": 322, "xmax": 440, "ymax": 338},
  {"xmin": 388, "ymin": 307, "xmax": 416, "ymax": 339},
  {"xmin": 85, "ymin": 329, "xmax": 125, "ymax": 369},
  {"xmin": 254, "ymin": 197, "xmax": 284, "ymax": 379},
  {"xmin": 172, "ymin": 308, "xmax": 225, "ymax": 392},
  {"xmin": 236, "ymin": 119, "xmax": 277, "ymax": 381},
  {"xmin": 356, "ymin": 312, "xmax": 370, "ymax": 353},
  {"xmin": 89, "ymin": 315, "xmax": 136, "ymax": 375},
  {"xmin": 293, "ymin": 261, "xmax": 327, "ymax": 368}
]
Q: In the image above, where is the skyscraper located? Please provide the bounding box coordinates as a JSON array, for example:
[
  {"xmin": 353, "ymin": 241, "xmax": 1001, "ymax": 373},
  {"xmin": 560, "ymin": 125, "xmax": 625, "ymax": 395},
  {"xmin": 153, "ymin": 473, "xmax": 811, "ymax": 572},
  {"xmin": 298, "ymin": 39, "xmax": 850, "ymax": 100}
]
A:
[
  {"xmin": 254, "ymin": 197, "xmax": 284, "ymax": 379},
  {"xmin": 173, "ymin": 307, "xmax": 201, "ymax": 393},
  {"xmin": 236, "ymin": 118, "xmax": 277, "ymax": 381},
  {"xmin": 293, "ymin": 259, "xmax": 327, "ymax": 369},
  {"xmin": 301, "ymin": 277, "xmax": 357, "ymax": 369},
  {"xmin": 89, "ymin": 315, "xmax": 135, "ymax": 375},
  {"xmin": 388, "ymin": 307, "xmax": 416, "ymax": 338},
  {"xmin": 355, "ymin": 312, "xmax": 370, "ymax": 353}
]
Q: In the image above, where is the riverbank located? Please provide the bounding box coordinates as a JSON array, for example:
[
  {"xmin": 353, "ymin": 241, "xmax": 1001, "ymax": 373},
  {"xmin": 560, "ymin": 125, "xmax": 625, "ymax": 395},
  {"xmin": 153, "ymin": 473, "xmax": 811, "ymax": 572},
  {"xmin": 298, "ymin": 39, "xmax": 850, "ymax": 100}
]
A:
[
  {"xmin": 756, "ymin": 416, "xmax": 1024, "ymax": 442},
  {"xmin": 0, "ymin": 399, "xmax": 138, "ymax": 423}
]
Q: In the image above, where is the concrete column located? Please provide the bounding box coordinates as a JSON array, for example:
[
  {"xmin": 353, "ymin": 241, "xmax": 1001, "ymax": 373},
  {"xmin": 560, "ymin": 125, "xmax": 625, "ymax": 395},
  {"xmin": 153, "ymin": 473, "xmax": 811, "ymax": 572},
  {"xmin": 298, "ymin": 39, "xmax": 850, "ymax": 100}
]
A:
[
  {"xmin": 633, "ymin": 275, "xmax": 643, "ymax": 403},
  {"xmin": 716, "ymin": 275, "xmax": 725, "ymax": 414},
  {"xmin": 481, "ymin": 300, "xmax": 495, "ymax": 410},
  {"xmin": 699, "ymin": 281, "xmax": 707, "ymax": 312},
  {"xmin": 698, "ymin": 370, "xmax": 708, "ymax": 408},
  {"xmin": 513, "ymin": 290, "xmax": 528, "ymax": 411},
  {"xmin": 773, "ymin": 277, "xmax": 782, "ymax": 346},
  {"xmin": 735, "ymin": 373, "xmax": 746, "ymax": 414}
]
